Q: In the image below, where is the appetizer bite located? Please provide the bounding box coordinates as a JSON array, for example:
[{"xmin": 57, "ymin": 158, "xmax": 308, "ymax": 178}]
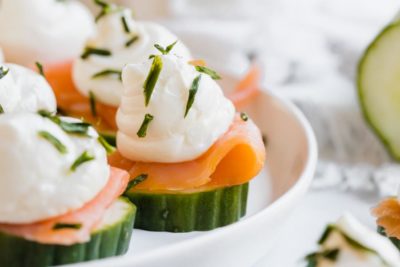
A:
[
  {"xmin": 0, "ymin": 112, "xmax": 135, "ymax": 267},
  {"xmin": 0, "ymin": 0, "xmax": 94, "ymax": 66},
  {"xmin": 109, "ymin": 52, "xmax": 266, "ymax": 232},
  {"xmin": 0, "ymin": 63, "xmax": 56, "ymax": 114},
  {"xmin": 304, "ymin": 214, "xmax": 400, "ymax": 267},
  {"xmin": 45, "ymin": 0, "xmax": 191, "ymax": 144},
  {"xmin": 372, "ymin": 190, "xmax": 400, "ymax": 251}
]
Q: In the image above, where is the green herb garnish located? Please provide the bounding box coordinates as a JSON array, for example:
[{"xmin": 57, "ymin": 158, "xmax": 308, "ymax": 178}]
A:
[
  {"xmin": 38, "ymin": 110, "xmax": 91, "ymax": 136},
  {"xmin": 137, "ymin": 114, "xmax": 154, "ymax": 138},
  {"xmin": 38, "ymin": 131, "xmax": 68, "ymax": 154},
  {"xmin": 53, "ymin": 223, "xmax": 82, "ymax": 231},
  {"xmin": 304, "ymin": 249, "xmax": 340, "ymax": 267},
  {"xmin": 125, "ymin": 35, "xmax": 139, "ymax": 47},
  {"xmin": 35, "ymin": 62, "xmax": 45, "ymax": 77},
  {"xmin": 195, "ymin": 66, "xmax": 221, "ymax": 80},
  {"xmin": 89, "ymin": 91, "xmax": 97, "ymax": 117},
  {"xmin": 184, "ymin": 74, "xmax": 201, "ymax": 118},
  {"xmin": 0, "ymin": 66, "xmax": 9, "ymax": 79},
  {"xmin": 143, "ymin": 55, "xmax": 162, "ymax": 106},
  {"xmin": 121, "ymin": 15, "xmax": 130, "ymax": 33},
  {"xmin": 92, "ymin": 69, "xmax": 122, "ymax": 80},
  {"xmin": 154, "ymin": 41, "xmax": 177, "ymax": 55},
  {"xmin": 70, "ymin": 151, "xmax": 95, "ymax": 171},
  {"xmin": 240, "ymin": 112, "xmax": 249, "ymax": 122},
  {"xmin": 94, "ymin": 0, "xmax": 112, "ymax": 22},
  {"xmin": 124, "ymin": 174, "xmax": 148, "ymax": 193},
  {"xmin": 60, "ymin": 121, "xmax": 91, "ymax": 135},
  {"xmin": 98, "ymin": 136, "xmax": 115, "ymax": 154},
  {"xmin": 81, "ymin": 47, "xmax": 111, "ymax": 60},
  {"xmin": 0, "ymin": 104, "xmax": 4, "ymax": 114}
]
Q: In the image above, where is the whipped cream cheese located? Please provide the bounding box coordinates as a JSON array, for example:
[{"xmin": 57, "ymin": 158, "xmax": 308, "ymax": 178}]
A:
[
  {"xmin": 0, "ymin": 64, "xmax": 56, "ymax": 113},
  {"xmin": 117, "ymin": 54, "xmax": 235, "ymax": 163},
  {"xmin": 73, "ymin": 4, "xmax": 191, "ymax": 107},
  {"xmin": 315, "ymin": 214, "xmax": 400, "ymax": 267},
  {"xmin": 0, "ymin": 113, "xmax": 110, "ymax": 224},
  {"xmin": 0, "ymin": 0, "xmax": 94, "ymax": 66}
]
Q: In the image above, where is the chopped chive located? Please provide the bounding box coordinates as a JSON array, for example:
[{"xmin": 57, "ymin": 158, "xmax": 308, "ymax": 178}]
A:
[
  {"xmin": 92, "ymin": 69, "xmax": 122, "ymax": 80},
  {"xmin": 137, "ymin": 114, "xmax": 154, "ymax": 138},
  {"xmin": 38, "ymin": 131, "xmax": 68, "ymax": 154},
  {"xmin": 93, "ymin": 0, "xmax": 108, "ymax": 8},
  {"xmin": 125, "ymin": 35, "xmax": 139, "ymax": 47},
  {"xmin": 59, "ymin": 121, "xmax": 91, "ymax": 135},
  {"xmin": 0, "ymin": 66, "xmax": 9, "ymax": 79},
  {"xmin": 89, "ymin": 91, "xmax": 97, "ymax": 117},
  {"xmin": 165, "ymin": 40, "xmax": 177, "ymax": 54},
  {"xmin": 53, "ymin": 223, "xmax": 82, "ymax": 230},
  {"xmin": 154, "ymin": 44, "xmax": 165, "ymax": 54},
  {"xmin": 35, "ymin": 62, "xmax": 45, "ymax": 77},
  {"xmin": 97, "ymin": 136, "xmax": 115, "ymax": 154},
  {"xmin": 124, "ymin": 174, "xmax": 148, "ymax": 194},
  {"xmin": 0, "ymin": 104, "xmax": 3, "ymax": 114},
  {"xmin": 81, "ymin": 47, "xmax": 111, "ymax": 60},
  {"xmin": 121, "ymin": 15, "xmax": 130, "ymax": 33},
  {"xmin": 154, "ymin": 41, "xmax": 177, "ymax": 55},
  {"xmin": 94, "ymin": 0, "xmax": 112, "ymax": 22},
  {"xmin": 195, "ymin": 66, "xmax": 221, "ymax": 80},
  {"xmin": 70, "ymin": 151, "xmax": 95, "ymax": 171},
  {"xmin": 38, "ymin": 110, "xmax": 91, "ymax": 136},
  {"xmin": 240, "ymin": 112, "xmax": 249, "ymax": 122},
  {"xmin": 304, "ymin": 248, "xmax": 340, "ymax": 267},
  {"xmin": 143, "ymin": 55, "xmax": 162, "ymax": 106},
  {"xmin": 318, "ymin": 225, "xmax": 334, "ymax": 244},
  {"xmin": 184, "ymin": 74, "xmax": 201, "ymax": 118}
]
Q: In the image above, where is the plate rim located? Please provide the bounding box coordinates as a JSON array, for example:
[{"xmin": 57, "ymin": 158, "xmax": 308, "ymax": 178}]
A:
[{"xmin": 73, "ymin": 90, "xmax": 318, "ymax": 267}]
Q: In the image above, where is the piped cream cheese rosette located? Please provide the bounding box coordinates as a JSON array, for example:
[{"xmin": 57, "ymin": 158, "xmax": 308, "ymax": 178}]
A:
[
  {"xmin": 0, "ymin": 63, "xmax": 56, "ymax": 114},
  {"xmin": 45, "ymin": 1, "xmax": 192, "ymax": 144},
  {"xmin": 0, "ymin": 112, "xmax": 135, "ymax": 266},
  {"xmin": 108, "ymin": 50, "xmax": 265, "ymax": 232},
  {"xmin": 0, "ymin": 0, "xmax": 94, "ymax": 66}
]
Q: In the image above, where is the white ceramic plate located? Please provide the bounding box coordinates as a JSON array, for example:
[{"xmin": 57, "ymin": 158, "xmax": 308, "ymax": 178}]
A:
[{"xmin": 66, "ymin": 76, "xmax": 317, "ymax": 267}]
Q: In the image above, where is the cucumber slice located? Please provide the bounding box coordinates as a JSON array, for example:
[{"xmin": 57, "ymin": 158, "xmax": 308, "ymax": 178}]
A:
[
  {"xmin": 0, "ymin": 197, "xmax": 136, "ymax": 267},
  {"xmin": 378, "ymin": 226, "xmax": 400, "ymax": 251},
  {"xmin": 125, "ymin": 183, "xmax": 249, "ymax": 232},
  {"xmin": 358, "ymin": 16, "xmax": 400, "ymax": 159}
]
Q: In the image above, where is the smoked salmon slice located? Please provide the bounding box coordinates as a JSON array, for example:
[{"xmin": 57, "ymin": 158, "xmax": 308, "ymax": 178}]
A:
[
  {"xmin": 108, "ymin": 114, "xmax": 266, "ymax": 191},
  {"xmin": 372, "ymin": 198, "xmax": 400, "ymax": 239},
  {"xmin": 228, "ymin": 65, "xmax": 261, "ymax": 109},
  {"xmin": 45, "ymin": 61, "xmax": 118, "ymax": 132},
  {"xmin": 0, "ymin": 167, "xmax": 129, "ymax": 245}
]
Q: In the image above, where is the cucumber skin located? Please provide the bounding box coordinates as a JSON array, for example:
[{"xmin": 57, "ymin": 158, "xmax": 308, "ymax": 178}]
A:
[
  {"xmin": 378, "ymin": 226, "xmax": 400, "ymax": 251},
  {"xmin": 0, "ymin": 197, "xmax": 136, "ymax": 267},
  {"xmin": 126, "ymin": 183, "xmax": 249, "ymax": 232},
  {"xmin": 357, "ymin": 18, "xmax": 400, "ymax": 160}
]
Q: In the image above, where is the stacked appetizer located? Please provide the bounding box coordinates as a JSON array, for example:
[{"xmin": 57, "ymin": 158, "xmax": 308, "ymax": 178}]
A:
[
  {"xmin": 372, "ymin": 190, "xmax": 400, "ymax": 252},
  {"xmin": 45, "ymin": 1, "xmax": 191, "ymax": 144},
  {"xmin": 0, "ymin": 64, "xmax": 136, "ymax": 266},
  {"xmin": 0, "ymin": 0, "xmax": 94, "ymax": 66},
  {"xmin": 304, "ymin": 214, "xmax": 400, "ymax": 267},
  {"xmin": 109, "ymin": 48, "xmax": 266, "ymax": 232}
]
